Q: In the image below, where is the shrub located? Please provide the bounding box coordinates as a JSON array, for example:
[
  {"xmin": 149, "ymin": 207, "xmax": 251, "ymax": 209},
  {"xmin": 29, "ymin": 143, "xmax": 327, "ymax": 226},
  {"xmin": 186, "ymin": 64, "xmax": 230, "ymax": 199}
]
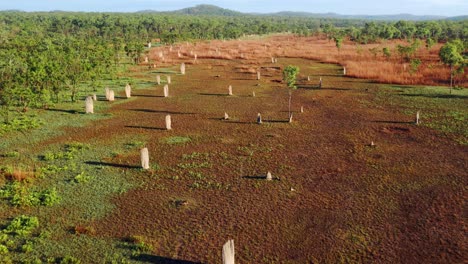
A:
[
  {"xmin": 37, "ymin": 188, "xmax": 60, "ymax": 206},
  {"xmin": 65, "ymin": 142, "xmax": 89, "ymax": 152},
  {"xmin": 283, "ymin": 65, "xmax": 300, "ymax": 88},
  {"xmin": 126, "ymin": 235, "xmax": 154, "ymax": 256},
  {"xmin": 74, "ymin": 172, "xmax": 91, "ymax": 184},
  {"xmin": 0, "ymin": 181, "xmax": 29, "ymax": 206},
  {"xmin": 0, "ymin": 244, "xmax": 9, "ymax": 254},
  {"xmin": 382, "ymin": 47, "xmax": 391, "ymax": 60},
  {"xmin": 21, "ymin": 240, "xmax": 34, "ymax": 253},
  {"xmin": 0, "ymin": 115, "xmax": 44, "ymax": 135},
  {"xmin": 37, "ymin": 164, "xmax": 64, "ymax": 177},
  {"xmin": 0, "ymin": 182, "xmax": 59, "ymax": 206},
  {"xmin": 42, "ymin": 143, "xmax": 89, "ymax": 161},
  {"xmin": 2, "ymin": 151, "xmax": 19, "ymax": 158},
  {"xmin": 410, "ymin": 58, "xmax": 422, "ymax": 74},
  {"xmin": 4, "ymin": 215, "xmax": 39, "ymax": 237},
  {"xmin": 60, "ymin": 256, "xmax": 81, "ymax": 264}
]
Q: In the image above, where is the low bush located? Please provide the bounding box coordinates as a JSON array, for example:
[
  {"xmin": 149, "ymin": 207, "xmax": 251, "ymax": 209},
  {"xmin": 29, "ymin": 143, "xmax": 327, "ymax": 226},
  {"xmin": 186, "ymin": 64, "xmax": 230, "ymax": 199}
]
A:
[
  {"xmin": 0, "ymin": 182, "xmax": 60, "ymax": 207},
  {"xmin": 0, "ymin": 115, "xmax": 44, "ymax": 135},
  {"xmin": 3, "ymin": 215, "xmax": 39, "ymax": 237}
]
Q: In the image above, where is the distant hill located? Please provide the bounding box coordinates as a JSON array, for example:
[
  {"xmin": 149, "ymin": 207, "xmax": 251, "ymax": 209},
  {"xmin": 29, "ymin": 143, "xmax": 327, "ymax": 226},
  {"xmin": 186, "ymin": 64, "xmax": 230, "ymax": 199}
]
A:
[
  {"xmin": 136, "ymin": 5, "xmax": 458, "ymax": 21},
  {"xmin": 446, "ymin": 15, "xmax": 468, "ymax": 21},
  {"xmin": 138, "ymin": 4, "xmax": 242, "ymax": 16},
  {"xmin": 255, "ymin": 11, "xmax": 447, "ymax": 21},
  {"xmin": 173, "ymin": 4, "xmax": 242, "ymax": 16}
]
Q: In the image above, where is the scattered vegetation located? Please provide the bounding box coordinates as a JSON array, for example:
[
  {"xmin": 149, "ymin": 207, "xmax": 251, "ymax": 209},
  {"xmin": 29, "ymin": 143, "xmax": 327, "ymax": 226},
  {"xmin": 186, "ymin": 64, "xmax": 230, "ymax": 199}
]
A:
[
  {"xmin": 0, "ymin": 181, "xmax": 60, "ymax": 207},
  {"xmin": 162, "ymin": 136, "xmax": 192, "ymax": 145}
]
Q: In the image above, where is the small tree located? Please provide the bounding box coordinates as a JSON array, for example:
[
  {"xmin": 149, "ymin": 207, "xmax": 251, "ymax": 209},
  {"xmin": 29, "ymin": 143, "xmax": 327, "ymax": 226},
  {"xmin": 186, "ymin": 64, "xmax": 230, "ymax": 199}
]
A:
[
  {"xmin": 334, "ymin": 36, "xmax": 343, "ymax": 51},
  {"xmin": 409, "ymin": 58, "xmax": 422, "ymax": 75},
  {"xmin": 283, "ymin": 65, "xmax": 300, "ymax": 89},
  {"xmin": 382, "ymin": 47, "xmax": 391, "ymax": 60},
  {"xmin": 283, "ymin": 65, "xmax": 300, "ymax": 119},
  {"xmin": 439, "ymin": 40, "xmax": 465, "ymax": 93},
  {"xmin": 426, "ymin": 38, "xmax": 436, "ymax": 50}
]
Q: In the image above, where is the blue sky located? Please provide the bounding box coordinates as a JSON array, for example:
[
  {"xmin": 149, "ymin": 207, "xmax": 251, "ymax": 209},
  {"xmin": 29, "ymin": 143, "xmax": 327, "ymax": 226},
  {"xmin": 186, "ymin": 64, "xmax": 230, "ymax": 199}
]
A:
[{"xmin": 0, "ymin": 0, "xmax": 467, "ymax": 16}]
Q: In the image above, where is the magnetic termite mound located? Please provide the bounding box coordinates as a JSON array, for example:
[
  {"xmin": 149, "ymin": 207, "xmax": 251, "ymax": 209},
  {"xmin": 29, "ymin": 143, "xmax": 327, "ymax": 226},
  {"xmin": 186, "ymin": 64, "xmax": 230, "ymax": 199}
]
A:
[
  {"xmin": 125, "ymin": 84, "xmax": 131, "ymax": 98},
  {"xmin": 140, "ymin": 148, "xmax": 150, "ymax": 170},
  {"xmin": 222, "ymin": 240, "xmax": 235, "ymax": 264},
  {"xmin": 85, "ymin": 96, "xmax": 94, "ymax": 114},
  {"xmin": 164, "ymin": 85, "xmax": 169, "ymax": 97},
  {"xmin": 165, "ymin": 115, "xmax": 172, "ymax": 130},
  {"xmin": 180, "ymin": 63, "xmax": 186, "ymax": 75}
]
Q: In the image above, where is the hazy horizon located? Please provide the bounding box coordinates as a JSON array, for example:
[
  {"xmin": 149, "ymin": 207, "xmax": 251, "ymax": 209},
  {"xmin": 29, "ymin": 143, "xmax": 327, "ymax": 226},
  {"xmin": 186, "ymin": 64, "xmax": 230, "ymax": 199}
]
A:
[{"xmin": 0, "ymin": 0, "xmax": 467, "ymax": 16}]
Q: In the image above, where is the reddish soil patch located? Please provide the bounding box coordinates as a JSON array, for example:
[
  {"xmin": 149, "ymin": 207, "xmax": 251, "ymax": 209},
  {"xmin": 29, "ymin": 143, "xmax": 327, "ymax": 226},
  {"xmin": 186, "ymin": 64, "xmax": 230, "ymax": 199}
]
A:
[{"xmin": 380, "ymin": 126, "xmax": 412, "ymax": 134}]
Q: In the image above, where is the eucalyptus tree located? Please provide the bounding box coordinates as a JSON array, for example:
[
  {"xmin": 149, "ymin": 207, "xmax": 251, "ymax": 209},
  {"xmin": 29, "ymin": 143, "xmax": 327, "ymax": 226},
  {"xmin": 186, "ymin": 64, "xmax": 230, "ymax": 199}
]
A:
[
  {"xmin": 283, "ymin": 65, "xmax": 300, "ymax": 119},
  {"xmin": 439, "ymin": 40, "xmax": 466, "ymax": 92}
]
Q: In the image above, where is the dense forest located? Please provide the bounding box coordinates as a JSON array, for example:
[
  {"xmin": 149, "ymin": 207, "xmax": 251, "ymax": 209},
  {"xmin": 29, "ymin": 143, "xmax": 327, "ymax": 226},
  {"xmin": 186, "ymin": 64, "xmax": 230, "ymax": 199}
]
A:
[{"xmin": 0, "ymin": 12, "xmax": 467, "ymax": 123}]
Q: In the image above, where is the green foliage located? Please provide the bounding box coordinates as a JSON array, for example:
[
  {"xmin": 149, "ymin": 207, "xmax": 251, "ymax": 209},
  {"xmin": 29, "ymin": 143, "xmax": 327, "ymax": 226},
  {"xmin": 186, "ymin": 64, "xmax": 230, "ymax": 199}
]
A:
[
  {"xmin": 162, "ymin": 136, "xmax": 191, "ymax": 145},
  {"xmin": 42, "ymin": 142, "xmax": 89, "ymax": 161},
  {"xmin": 127, "ymin": 236, "xmax": 153, "ymax": 257},
  {"xmin": 0, "ymin": 244, "xmax": 8, "ymax": 254},
  {"xmin": 37, "ymin": 164, "xmax": 66, "ymax": 178},
  {"xmin": 409, "ymin": 58, "xmax": 422, "ymax": 74},
  {"xmin": 439, "ymin": 39, "xmax": 466, "ymax": 88},
  {"xmin": 397, "ymin": 40, "xmax": 421, "ymax": 62},
  {"xmin": 426, "ymin": 38, "xmax": 436, "ymax": 49},
  {"xmin": 0, "ymin": 181, "xmax": 60, "ymax": 207},
  {"xmin": 35, "ymin": 188, "xmax": 60, "ymax": 206},
  {"xmin": 43, "ymin": 151, "xmax": 72, "ymax": 161},
  {"xmin": 2, "ymin": 151, "xmax": 19, "ymax": 158},
  {"xmin": 334, "ymin": 36, "xmax": 344, "ymax": 50},
  {"xmin": 21, "ymin": 240, "xmax": 34, "ymax": 253},
  {"xmin": 382, "ymin": 47, "xmax": 391, "ymax": 60},
  {"xmin": 439, "ymin": 40, "xmax": 465, "ymax": 67},
  {"xmin": 282, "ymin": 65, "xmax": 300, "ymax": 89},
  {"xmin": 0, "ymin": 181, "xmax": 28, "ymax": 206},
  {"xmin": 3, "ymin": 215, "xmax": 39, "ymax": 237},
  {"xmin": 60, "ymin": 256, "xmax": 81, "ymax": 264},
  {"xmin": 0, "ymin": 115, "xmax": 43, "ymax": 134},
  {"xmin": 65, "ymin": 142, "xmax": 90, "ymax": 152},
  {"xmin": 74, "ymin": 172, "xmax": 91, "ymax": 184}
]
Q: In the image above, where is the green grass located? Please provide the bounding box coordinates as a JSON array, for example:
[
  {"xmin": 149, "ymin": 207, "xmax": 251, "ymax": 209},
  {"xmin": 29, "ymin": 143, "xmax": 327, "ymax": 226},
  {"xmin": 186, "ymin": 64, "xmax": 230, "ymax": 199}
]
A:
[
  {"xmin": 149, "ymin": 68, "xmax": 178, "ymax": 75},
  {"xmin": 375, "ymin": 85, "xmax": 468, "ymax": 144},
  {"xmin": 0, "ymin": 133, "xmax": 153, "ymax": 262},
  {"xmin": 162, "ymin": 136, "xmax": 192, "ymax": 145}
]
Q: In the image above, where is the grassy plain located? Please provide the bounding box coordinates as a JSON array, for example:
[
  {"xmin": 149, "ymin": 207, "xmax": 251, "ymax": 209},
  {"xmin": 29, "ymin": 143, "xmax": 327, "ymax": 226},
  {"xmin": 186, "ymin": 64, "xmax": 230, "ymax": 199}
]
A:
[{"xmin": 0, "ymin": 36, "xmax": 466, "ymax": 263}]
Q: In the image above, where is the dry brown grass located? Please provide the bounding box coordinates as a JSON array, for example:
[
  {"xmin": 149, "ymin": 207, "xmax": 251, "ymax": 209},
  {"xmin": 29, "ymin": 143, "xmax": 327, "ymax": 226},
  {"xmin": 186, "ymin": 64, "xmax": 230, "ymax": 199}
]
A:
[
  {"xmin": 73, "ymin": 225, "xmax": 97, "ymax": 236},
  {"xmin": 147, "ymin": 35, "xmax": 466, "ymax": 87},
  {"xmin": 2, "ymin": 168, "xmax": 35, "ymax": 182}
]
